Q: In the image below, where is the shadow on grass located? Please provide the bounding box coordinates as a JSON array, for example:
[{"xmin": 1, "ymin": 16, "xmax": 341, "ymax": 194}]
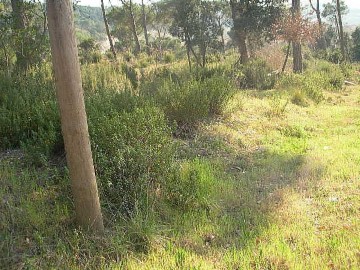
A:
[{"xmin": 168, "ymin": 129, "xmax": 325, "ymax": 266}]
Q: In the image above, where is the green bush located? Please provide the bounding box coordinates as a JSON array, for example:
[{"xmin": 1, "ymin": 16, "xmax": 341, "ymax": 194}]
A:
[
  {"xmin": 291, "ymin": 91, "xmax": 309, "ymax": 107},
  {"xmin": 165, "ymin": 159, "xmax": 216, "ymax": 211},
  {"xmin": 0, "ymin": 72, "xmax": 62, "ymax": 156},
  {"xmin": 142, "ymin": 74, "xmax": 236, "ymax": 132},
  {"xmin": 87, "ymin": 93, "xmax": 175, "ymax": 215},
  {"xmin": 277, "ymin": 72, "xmax": 324, "ymax": 104},
  {"xmin": 238, "ymin": 58, "xmax": 276, "ymax": 90},
  {"xmin": 163, "ymin": 52, "xmax": 176, "ymax": 63},
  {"xmin": 312, "ymin": 61, "xmax": 344, "ymax": 91}
]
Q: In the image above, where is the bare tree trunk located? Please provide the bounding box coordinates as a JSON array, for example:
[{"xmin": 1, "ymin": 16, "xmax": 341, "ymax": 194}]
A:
[
  {"xmin": 292, "ymin": 0, "xmax": 302, "ymax": 73},
  {"xmin": 309, "ymin": 0, "xmax": 326, "ymax": 49},
  {"xmin": 101, "ymin": 0, "xmax": 117, "ymax": 59},
  {"xmin": 217, "ymin": 17, "xmax": 225, "ymax": 53},
  {"xmin": 186, "ymin": 43, "xmax": 192, "ymax": 72},
  {"xmin": 282, "ymin": 41, "xmax": 291, "ymax": 73},
  {"xmin": 141, "ymin": 0, "xmax": 150, "ymax": 55},
  {"xmin": 336, "ymin": 0, "xmax": 346, "ymax": 61},
  {"xmin": 47, "ymin": 0, "xmax": 104, "ymax": 233},
  {"xmin": 11, "ymin": 0, "xmax": 28, "ymax": 70},
  {"xmin": 230, "ymin": 0, "xmax": 249, "ymax": 64}
]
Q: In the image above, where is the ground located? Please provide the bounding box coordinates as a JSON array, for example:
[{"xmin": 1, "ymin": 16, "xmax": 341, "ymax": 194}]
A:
[{"xmin": 1, "ymin": 86, "xmax": 359, "ymax": 269}]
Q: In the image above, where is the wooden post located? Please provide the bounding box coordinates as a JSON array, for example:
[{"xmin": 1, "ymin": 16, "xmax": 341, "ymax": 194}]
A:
[{"xmin": 46, "ymin": 0, "xmax": 104, "ymax": 233}]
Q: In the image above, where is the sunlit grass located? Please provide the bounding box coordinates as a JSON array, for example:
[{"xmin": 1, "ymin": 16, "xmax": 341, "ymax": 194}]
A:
[{"xmin": 1, "ymin": 70, "xmax": 359, "ymax": 269}]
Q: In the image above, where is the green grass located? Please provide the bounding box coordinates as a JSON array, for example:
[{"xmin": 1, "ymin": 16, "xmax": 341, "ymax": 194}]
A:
[{"xmin": 1, "ymin": 81, "xmax": 359, "ymax": 268}]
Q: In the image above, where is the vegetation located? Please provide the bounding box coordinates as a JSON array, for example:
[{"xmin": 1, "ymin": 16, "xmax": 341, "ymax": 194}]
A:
[{"xmin": 1, "ymin": 0, "xmax": 360, "ymax": 269}]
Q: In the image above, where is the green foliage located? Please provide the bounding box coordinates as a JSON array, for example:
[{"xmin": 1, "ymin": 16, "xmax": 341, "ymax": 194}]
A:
[
  {"xmin": 267, "ymin": 95, "xmax": 289, "ymax": 117},
  {"xmin": 238, "ymin": 59, "xmax": 276, "ymax": 90},
  {"xmin": 142, "ymin": 73, "xmax": 236, "ymax": 132},
  {"xmin": 291, "ymin": 90, "xmax": 309, "ymax": 107},
  {"xmin": 78, "ymin": 38, "xmax": 102, "ymax": 64},
  {"xmin": 351, "ymin": 27, "xmax": 360, "ymax": 61},
  {"xmin": 163, "ymin": 51, "xmax": 176, "ymax": 63},
  {"xmin": 74, "ymin": 6, "xmax": 106, "ymax": 41},
  {"xmin": 0, "ymin": 71, "xmax": 61, "ymax": 156},
  {"xmin": 165, "ymin": 159, "xmax": 216, "ymax": 211},
  {"xmin": 87, "ymin": 92, "xmax": 175, "ymax": 216},
  {"xmin": 312, "ymin": 61, "xmax": 344, "ymax": 91}
]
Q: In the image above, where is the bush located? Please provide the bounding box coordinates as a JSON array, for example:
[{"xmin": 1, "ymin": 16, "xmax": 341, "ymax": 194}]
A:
[
  {"xmin": 87, "ymin": 92, "xmax": 175, "ymax": 216},
  {"xmin": 291, "ymin": 91, "xmax": 309, "ymax": 107},
  {"xmin": 142, "ymin": 74, "xmax": 236, "ymax": 132},
  {"xmin": 165, "ymin": 159, "xmax": 216, "ymax": 211},
  {"xmin": 163, "ymin": 52, "xmax": 176, "ymax": 63},
  {"xmin": 238, "ymin": 58, "xmax": 276, "ymax": 90},
  {"xmin": 312, "ymin": 61, "xmax": 344, "ymax": 91},
  {"xmin": 0, "ymin": 71, "xmax": 62, "ymax": 158}
]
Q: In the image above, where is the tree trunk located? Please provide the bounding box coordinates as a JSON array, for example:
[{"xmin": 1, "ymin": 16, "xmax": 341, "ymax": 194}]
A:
[
  {"xmin": 282, "ymin": 41, "xmax": 291, "ymax": 73},
  {"xmin": 46, "ymin": 0, "xmax": 104, "ymax": 233},
  {"xmin": 128, "ymin": 0, "xmax": 141, "ymax": 55},
  {"xmin": 309, "ymin": 0, "xmax": 326, "ymax": 49},
  {"xmin": 336, "ymin": 0, "xmax": 346, "ymax": 61},
  {"xmin": 230, "ymin": 0, "xmax": 248, "ymax": 64},
  {"xmin": 101, "ymin": 0, "xmax": 117, "ymax": 59},
  {"xmin": 217, "ymin": 17, "xmax": 225, "ymax": 53},
  {"xmin": 141, "ymin": 0, "xmax": 150, "ymax": 55},
  {"xmin": 292, "ymin": 0, "xmax": 302, "ymax": 73},
  {"xmin": 186, "ymin": 43, "xmax": 192, "ymax": 71},
  {"xmin": 10, "ymin": 0, "xmax": 28, "ymax": 70}
]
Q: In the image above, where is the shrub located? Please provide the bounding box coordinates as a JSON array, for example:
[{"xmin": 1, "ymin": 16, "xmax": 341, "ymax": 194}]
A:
[
  {"xmin": 312, "ymin": 61, "xmax": 344, "ymax": 91},
  {"xmin": 0, "ymin": 71, "xmax": 62, "ymax": 155},
  {"xmin": 142, "ymin": 74, "xmax": 236, "ymax": 132},
  {"xmin": 276, "ymin": 72, "xmax": 324, "ymax": 104},
  {"xmin": 302, "ymin": 73, "xmax": 325, "ymax": 104},
  {"xmin": 165, "ymin": 159, "xmax": 216, "ymax": 211},
  {"xmin": 291, "ymin": 91, "xmax": 309, "ymax": 107},
  {"xmin": 163, "ymin": 52, "xmax": 176, "ymax": 63},
  {"xmin": 87, "ymin": 93, "xmax": 175, "ymax": 216},
  {"xmin": 238, "ymin": 58, "xmax": 276, "ymax": 90}
]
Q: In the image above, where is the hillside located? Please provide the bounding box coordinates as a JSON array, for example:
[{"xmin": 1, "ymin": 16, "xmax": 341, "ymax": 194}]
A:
[{"xmin": 74, "ymin": 5, "xmax": 106, "ymax": 41}]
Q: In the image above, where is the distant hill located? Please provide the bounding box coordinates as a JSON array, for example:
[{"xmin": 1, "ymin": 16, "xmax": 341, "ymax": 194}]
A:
[{"xmin": 74, "ymin": 5, "xmax": 106, "ymax": 42}]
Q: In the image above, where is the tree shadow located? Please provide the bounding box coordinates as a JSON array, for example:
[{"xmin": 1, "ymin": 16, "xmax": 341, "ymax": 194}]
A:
[{"xmin": 171, "ymin": 128, "xmax": 325, "ymax": 265}]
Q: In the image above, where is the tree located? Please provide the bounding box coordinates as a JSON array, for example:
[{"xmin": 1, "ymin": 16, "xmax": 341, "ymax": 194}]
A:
[
  {"xmin": 6, "ymin": 0, "xmax": 48, "ymax": 71},
  {"xmin": 170, "ymin": 0, "xmax": 221, "ymax": 69},
  {"xmin": 10, "ymin": 0, "xmax": 27, "ymax": 69},
  {"xmin": 46, "ymin": 0, "xmax": 104, "ymax": 233},
  {"xmin": 213, "ymin": 0, "xmax": 231, "ymax": 53},
  {"xmin": 336, "ymin": 0, "xmax": 345, "ymax": 61},
  {"xmin": 229, "ymin": 0, "xmax": 285, "ymax": 64},
  {"xmin": 308, "ymin": 0, "xmax": 326, "ymax": 49},
  {"xmin": 141, "ymin": 0, "xmax": 150, "ymax": 55},
  {"xmin": 101, "ymin": 0, "xmax": 117, "ymax": 59},
  {"xmin": 321, "ymin": 0, "xmax": 348, "ymax": 55},
  {"xmin": 149, "ymin": 0, "xmax": 175, "ymax": 58},
  {"xmin": 119, "ymin": 0, "xmax": 141, "ymax": 55},
  {"xmin": 292, "ymin": 0, "xmax": 302, "ymax": 73},
  {"xmin": 273, "ymin": 10, "xmax": 320, "ymax": 72},
  {"xmin": 351, "ymin": 27, "xmax": 360, "ymax": 61}
]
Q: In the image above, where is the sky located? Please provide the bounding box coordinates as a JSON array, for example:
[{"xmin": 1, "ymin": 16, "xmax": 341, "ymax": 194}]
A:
[{"xmin": 78, "ymin": 0, "xmax": 360, "ymax": 9}]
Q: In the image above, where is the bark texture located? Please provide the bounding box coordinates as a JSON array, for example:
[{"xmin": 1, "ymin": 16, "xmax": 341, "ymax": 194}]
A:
[{"xmin": 46, "ymin": 0, "xmax": 104, "ymax": 233}]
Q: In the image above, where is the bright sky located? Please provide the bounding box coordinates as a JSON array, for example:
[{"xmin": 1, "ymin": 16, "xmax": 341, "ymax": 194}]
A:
[{"xmin": 78, "ymin": 0, "xmax": 360, "ymax": 9}]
